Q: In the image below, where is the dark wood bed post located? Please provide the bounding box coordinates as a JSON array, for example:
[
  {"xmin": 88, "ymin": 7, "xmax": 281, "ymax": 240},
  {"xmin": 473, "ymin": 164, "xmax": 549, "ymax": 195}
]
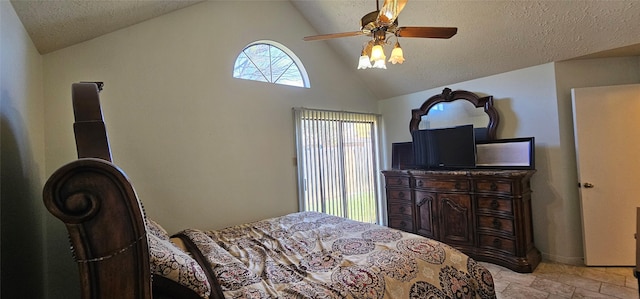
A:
[{"xmin": 42, "ymin": 82, "xmax": 152, "ymax": 299}]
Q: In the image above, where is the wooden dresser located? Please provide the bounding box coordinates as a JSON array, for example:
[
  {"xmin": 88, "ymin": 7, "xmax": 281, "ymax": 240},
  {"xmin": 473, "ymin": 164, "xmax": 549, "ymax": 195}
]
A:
[{"xmin": 382, "ymin": 169, "xmax": 541, "ymax": 273}]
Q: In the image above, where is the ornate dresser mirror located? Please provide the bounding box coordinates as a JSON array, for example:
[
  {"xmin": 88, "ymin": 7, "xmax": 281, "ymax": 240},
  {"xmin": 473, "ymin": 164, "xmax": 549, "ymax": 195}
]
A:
[{"xmin": 409, "ymin": 88, "xmax": 499, "ymax": 141}]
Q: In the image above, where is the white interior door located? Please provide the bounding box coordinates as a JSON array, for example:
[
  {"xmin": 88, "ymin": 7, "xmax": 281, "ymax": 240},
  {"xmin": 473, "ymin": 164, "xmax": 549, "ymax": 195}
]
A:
[{"xmin": 572, "ymin": 84, "xmax": 640, "ymax": 266}]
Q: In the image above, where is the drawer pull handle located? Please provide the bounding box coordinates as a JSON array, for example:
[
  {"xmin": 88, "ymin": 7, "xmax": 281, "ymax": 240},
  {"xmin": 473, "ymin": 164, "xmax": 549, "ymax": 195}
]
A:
[
  {"xmin": 400, "ymin": 221, "xmax": 407, "ymax": 228},
  {"xmin": 417, "ymin": 180, "xmax": 424, "ymax": 187},
  {"xmin": 490, "ymin": 183, "xmax": 498, "ymax": 191},
  {"xmin": 455, "ymin": 182, "xmax": 461, "ymax": 189},
  {"xmin": 396, "ymin": 178, "xmax": 403, "ymax": 185},
  {"xmin": 398, "ymin": 192, "xmax": 405, "ymax": 199},
  {"xmin": 490, "ymin": 200, "xmax": 499, "ymax": 209},
  {"xmin": 399, "ymin": 206, "xmax": 405, "ymax": 213},
  {"xmin": 492, "ymin": 238, "xmax": 502, "ymax": 248},
  {"xmin": 492, "ymin": 218, "xmax": 502, "ymax": 230}
]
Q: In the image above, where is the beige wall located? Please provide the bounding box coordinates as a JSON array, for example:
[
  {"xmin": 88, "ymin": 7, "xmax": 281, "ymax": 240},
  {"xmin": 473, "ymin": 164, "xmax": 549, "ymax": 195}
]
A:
[
  {"xmin": 379, "ymin": 58, "xmax": 640, "ymax": 265},
  {"xmin": 43, "ymin": 0, "xmax": 377, "ymax": 230},
  {"xmin": 42, "ymin": 2, "xmax": 377, "ymax": 297},
  {"xmin": 0, "ymin": 1, "xmax": 46, "ymax": 297}
]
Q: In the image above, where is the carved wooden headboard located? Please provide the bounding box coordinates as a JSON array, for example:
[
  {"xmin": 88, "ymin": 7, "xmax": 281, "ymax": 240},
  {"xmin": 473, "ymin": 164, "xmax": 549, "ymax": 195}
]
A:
[{"xmin": 43, "ymin": 82, "xmax": 152, "ymax": 299}]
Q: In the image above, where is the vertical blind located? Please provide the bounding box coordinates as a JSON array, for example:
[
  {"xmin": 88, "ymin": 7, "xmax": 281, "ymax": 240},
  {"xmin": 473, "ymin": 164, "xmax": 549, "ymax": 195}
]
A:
[{"xmin": 293, "ymin": 108, "xmax": 382, "ymax": 223}]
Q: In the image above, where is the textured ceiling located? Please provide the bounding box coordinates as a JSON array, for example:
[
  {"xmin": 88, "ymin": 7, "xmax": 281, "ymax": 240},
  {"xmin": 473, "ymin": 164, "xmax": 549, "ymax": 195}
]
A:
[
  {"xmin": 10, "ymin": 0, "xmax": 203, "ymax": 54},
  {"xmin": 291, "ymin": 0, "xmax": 640, "ymax": 99},
  {"xmin": 10, "ymin": 0, "xmax": 640, "ymax": 99}
]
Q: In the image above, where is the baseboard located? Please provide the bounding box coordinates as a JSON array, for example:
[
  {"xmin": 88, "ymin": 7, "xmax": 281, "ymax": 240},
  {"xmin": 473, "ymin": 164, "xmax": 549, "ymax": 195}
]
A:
[{"xmin": 541, "ymin": 252, "xmax": 584, "ymax": 266}]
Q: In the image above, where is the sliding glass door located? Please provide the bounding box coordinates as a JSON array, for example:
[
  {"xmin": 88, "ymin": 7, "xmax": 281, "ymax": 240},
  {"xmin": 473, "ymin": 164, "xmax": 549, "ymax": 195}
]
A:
[{"xmin": 293, "ymin": 108, "xmax": 382, "ymax": 223}]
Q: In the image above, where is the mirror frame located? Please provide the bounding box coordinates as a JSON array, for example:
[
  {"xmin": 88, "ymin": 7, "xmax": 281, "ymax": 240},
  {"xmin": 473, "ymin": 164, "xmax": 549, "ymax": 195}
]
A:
[{"xmin": 409, "ymin": 88, "xmax": 500, "ymax": 140}]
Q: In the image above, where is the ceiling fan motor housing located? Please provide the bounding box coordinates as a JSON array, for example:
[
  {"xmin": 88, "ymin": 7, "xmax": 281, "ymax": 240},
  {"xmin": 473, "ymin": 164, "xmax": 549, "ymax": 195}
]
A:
[{"xmin": 361, "ymin": 11, "xmax": 399, "ymax": 34}]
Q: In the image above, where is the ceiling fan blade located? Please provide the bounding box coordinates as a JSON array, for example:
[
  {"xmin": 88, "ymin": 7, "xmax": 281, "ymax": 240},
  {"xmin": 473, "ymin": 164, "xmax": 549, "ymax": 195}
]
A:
[
  {"xmin": 396, "ymin": 27, "xmax": 458, "ymax": 39},
  {"xmin": 377, "ymin": 0, "xmax": 408, "ymax": 26},
  {"xmin": 303, "ymin": 31, "xmax": 367, "ymax": 41}
]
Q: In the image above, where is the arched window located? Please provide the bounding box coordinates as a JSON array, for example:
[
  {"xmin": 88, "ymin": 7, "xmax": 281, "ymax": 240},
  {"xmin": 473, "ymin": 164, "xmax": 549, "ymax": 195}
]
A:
[{"xmin": 233, "ymin": 40, "xmax": 310, "ymax": 88}]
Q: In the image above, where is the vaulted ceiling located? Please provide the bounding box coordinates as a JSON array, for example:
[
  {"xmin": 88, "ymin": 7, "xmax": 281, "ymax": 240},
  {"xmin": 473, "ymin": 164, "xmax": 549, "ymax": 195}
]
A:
[{"xmin": 10, "ymin": 0, "xmax": 640, "ymax": 99}]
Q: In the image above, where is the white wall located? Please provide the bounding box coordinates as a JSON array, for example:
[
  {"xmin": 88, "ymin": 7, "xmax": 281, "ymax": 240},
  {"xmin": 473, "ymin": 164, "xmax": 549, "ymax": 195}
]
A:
[
  {"xmin": 379, "ymin": 58, "xmax": 640, "ymax": 265},
  {"xmin": 42, "ymin": 2, "xmax": 376, "ymax": 297},
  {"xmin": 0, "ymin": 1, "xmax": 46, "ymax": 297}
]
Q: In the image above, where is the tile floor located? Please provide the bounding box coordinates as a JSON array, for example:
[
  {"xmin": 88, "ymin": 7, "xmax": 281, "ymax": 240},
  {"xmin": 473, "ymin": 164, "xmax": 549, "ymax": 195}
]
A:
[{"xmin": 480, "ymin": 261, "xmax": 640, "ymax": 298}]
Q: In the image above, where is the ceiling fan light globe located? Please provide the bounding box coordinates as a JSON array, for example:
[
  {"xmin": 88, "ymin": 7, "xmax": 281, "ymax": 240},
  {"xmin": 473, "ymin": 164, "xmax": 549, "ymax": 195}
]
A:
[
  {"xmin": 370, "ymin": 45, "xmax": 386, "ymax": 61},
  {"xmin": 389, "ymin": 47, "xmax": 405, "ymax": 64},
  {"xmin": 372, "ymin": 59, "xmax": 387, "ymax": 69},
  {"xmin": 358, "ymin": 55, "xmax": 373, "ymax": 69}
]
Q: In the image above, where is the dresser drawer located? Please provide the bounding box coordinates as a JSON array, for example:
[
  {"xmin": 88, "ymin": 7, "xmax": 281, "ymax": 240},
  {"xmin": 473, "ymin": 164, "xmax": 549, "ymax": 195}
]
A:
[
  {"xmin": 477, "ymin": 197, "xmax": 513, "ymax": 214},
  {"xmin": 414, "ymin": 178, "xmax": 470, "ymax": 191},
  {"xmin": 479, "ymin": 234, "xmax": 515, "ymax": 254},
  {"xmin": 385, "ymin": 176, "xmax": 410, "ymax": 187},
  {"xmin": 478, "ymin": 215, "xmax": 514, "ymax": 235},
  {"xmin": 387, "ymin": 189, "xmax": 411, "ymax": 201},
  {"xmin": 388, "ymin": 203, "xmax": 413, "ymax": 217},
  {"xmin": 388, "ymin": 217, "xmax": 414, "ymax": 232},
  {"xmin": 475, "ymin": 180, "xmax": 513, "ymax": 195}
]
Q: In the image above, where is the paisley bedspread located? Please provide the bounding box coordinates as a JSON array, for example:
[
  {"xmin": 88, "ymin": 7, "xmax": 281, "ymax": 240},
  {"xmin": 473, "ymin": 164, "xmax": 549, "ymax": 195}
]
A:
[{"xmin": 177, "ymin": 211, "xmax": 496, "ymax": 299}]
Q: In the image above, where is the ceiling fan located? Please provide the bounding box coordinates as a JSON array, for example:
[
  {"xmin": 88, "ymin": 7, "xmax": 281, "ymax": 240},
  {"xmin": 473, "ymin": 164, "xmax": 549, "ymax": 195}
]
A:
[{"xmin": 303, "ymin": 0, "xmax": 457, "ymax": 69}]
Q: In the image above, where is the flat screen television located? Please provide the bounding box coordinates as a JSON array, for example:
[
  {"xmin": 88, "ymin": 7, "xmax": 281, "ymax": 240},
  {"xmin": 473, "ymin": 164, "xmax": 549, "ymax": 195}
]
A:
[{"xmin": 411, "ymin": 124, "xmax": 476, "ymax": 169}]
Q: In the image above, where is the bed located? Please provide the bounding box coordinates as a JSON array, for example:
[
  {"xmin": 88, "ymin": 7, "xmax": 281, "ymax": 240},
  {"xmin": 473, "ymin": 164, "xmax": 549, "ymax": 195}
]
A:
[{"xmin": 43, "ymin": 82, "xmax": 497, "ymax": 299}]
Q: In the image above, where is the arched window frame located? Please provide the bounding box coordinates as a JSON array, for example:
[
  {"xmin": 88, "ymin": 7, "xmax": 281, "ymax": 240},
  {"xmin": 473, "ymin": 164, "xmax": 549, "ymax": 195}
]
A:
[{"xmin": 233, "ymin": 40, "xmax": 310, "ymax": 88}]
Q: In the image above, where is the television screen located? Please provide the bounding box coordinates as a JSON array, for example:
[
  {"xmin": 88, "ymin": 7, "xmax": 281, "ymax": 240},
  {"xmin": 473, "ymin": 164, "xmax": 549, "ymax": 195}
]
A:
[{"xmin": 411, "ymin": 124, "xmax": 476, "ymax": 169}]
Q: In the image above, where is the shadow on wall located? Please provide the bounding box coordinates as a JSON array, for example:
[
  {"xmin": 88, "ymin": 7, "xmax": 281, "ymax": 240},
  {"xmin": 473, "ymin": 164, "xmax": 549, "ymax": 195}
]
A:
[
  {"xmin": 1, "ymin": 94, "xmax": 45, "ymax": 298},
  {"xmin": 493, "ymin": 97, "xmax": 518, "ymax": 138}
]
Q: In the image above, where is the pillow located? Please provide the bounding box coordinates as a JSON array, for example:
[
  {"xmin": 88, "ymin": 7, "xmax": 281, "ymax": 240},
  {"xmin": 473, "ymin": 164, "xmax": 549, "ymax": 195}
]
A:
[
  {"xmin": 148, "ymin": 233, "xmax": 212, "ymax": 299},
  {"xmin": 170, "ymin": 236, "xmax": 191, "ymax": 254},
  {"xmin": 145, "ymin": 218, "xmax": 193, "ymax": 256},
  {"xmin": 146, "ymin": 218, "xmax": 170, "ymax": 241}
]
